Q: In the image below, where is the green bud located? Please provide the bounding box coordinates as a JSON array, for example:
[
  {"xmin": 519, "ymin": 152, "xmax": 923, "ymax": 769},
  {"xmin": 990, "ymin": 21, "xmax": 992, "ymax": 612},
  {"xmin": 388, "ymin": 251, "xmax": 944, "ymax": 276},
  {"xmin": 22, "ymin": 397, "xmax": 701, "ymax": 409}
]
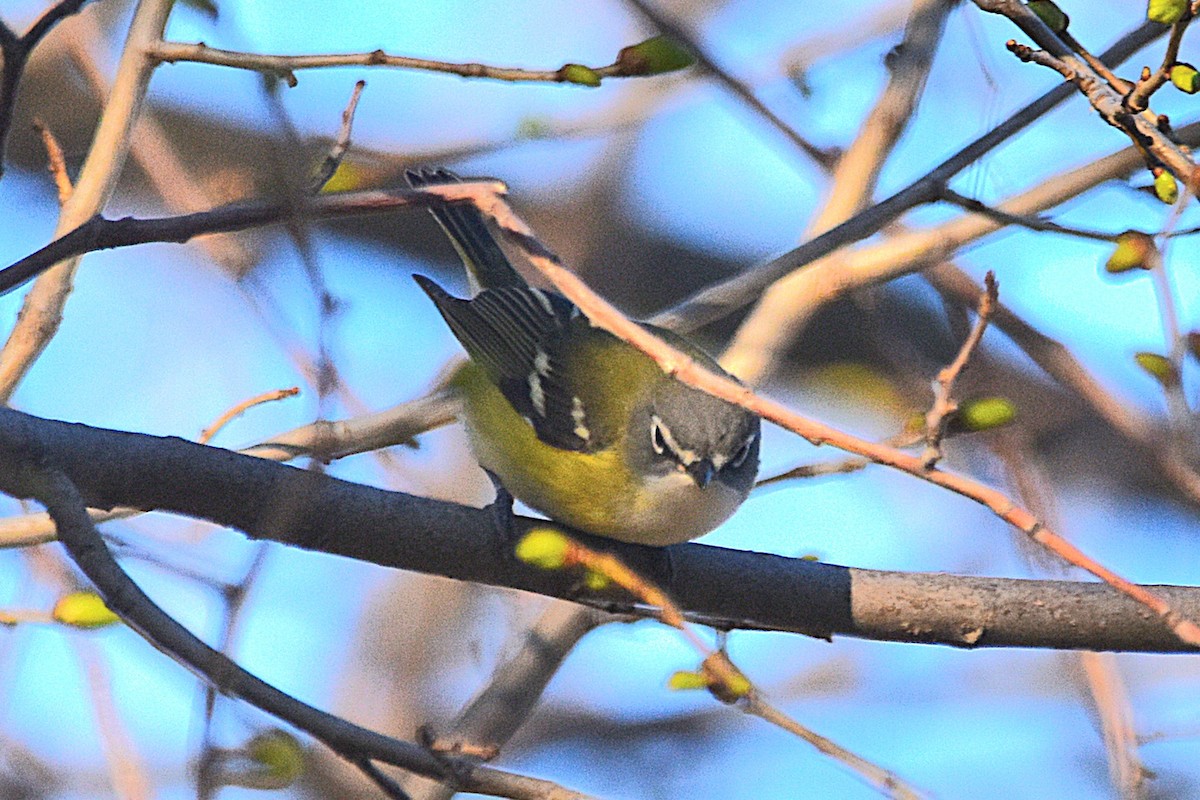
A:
[
  {"xmin": 667, "ymin": 671, "xmax": 709, "ymax": 691},
  {"xmin": 616, "ymin": 36, "xmax": 695, "ymax": 76},
  {"xmin": 952, "ymin": 397, "xmax": 1017, "ymax": 433},
  {"xmin": 52, "ymin": 591, "xmax": 120, "ymax": 629},
  {"xmin": 1171, "ymin": 63, "xmax": 1200, "ymax": 93},
  {"xmin": 516, "ymin": 116, "xmax": 553, "ymax": 139},
  {"xmin": 245, "ymin": 730, "xmax": 304, "ymax": 789},
  {"xmin": 1154, "ymin": 169, "xmax": 1179, "ymax": 204},
  {"xmin": 559, "ymin": 64, "xmax": 602, "ymax": 87},
  {"xmin": 1148, "ymin": 0, "xmax": 1188, "ymax": 24},
  {"xmin": 1134, "ymin": 352, "xmax": 1178, "ymax": 385},
  {"xmin": 583, "ymin": 569, "xmax": 611, "ymax": 591},
  {"xmin": 1028, "ymin": 0, "xmax": 1070, "ymax": 33},
  {"xmin": 515, "ymin": 527, "xmax": 572, "ymax": 569},
  {"xmin": 1105, "ymin": 231, "xmax": 1155, "ymax": 274}
]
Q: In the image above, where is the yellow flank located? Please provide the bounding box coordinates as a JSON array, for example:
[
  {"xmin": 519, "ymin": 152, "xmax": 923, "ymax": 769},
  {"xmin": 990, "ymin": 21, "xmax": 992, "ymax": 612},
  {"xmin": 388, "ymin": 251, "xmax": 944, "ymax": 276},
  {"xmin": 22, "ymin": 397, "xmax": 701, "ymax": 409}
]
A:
[{"xmin": 452, "ymin": 361, "xmax": 633, "ymax": 536}]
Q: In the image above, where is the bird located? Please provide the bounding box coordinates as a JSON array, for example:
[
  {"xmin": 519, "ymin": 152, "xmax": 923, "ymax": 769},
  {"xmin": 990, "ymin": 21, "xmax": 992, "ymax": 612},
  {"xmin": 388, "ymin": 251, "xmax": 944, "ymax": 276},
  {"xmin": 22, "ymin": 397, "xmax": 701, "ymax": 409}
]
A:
[{"xmin": 409, "ymin": 168, "xmax": 759, "ymax": 546}]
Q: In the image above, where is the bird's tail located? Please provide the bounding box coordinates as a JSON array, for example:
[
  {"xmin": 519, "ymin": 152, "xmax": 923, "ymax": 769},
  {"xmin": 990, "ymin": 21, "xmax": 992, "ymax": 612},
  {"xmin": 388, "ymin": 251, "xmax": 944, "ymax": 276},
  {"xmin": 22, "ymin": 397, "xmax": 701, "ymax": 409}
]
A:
[{"xmin": 406, "ymin": 167, "xmax": 525, "ymax": 293}]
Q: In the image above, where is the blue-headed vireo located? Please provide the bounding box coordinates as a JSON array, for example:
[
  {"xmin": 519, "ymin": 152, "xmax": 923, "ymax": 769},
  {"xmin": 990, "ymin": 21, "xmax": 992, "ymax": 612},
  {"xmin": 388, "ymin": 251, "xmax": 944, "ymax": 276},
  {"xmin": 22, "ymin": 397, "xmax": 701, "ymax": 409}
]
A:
[{"xmin": 409, "ymin": 169, "xmax": 760, "ymax": 546}]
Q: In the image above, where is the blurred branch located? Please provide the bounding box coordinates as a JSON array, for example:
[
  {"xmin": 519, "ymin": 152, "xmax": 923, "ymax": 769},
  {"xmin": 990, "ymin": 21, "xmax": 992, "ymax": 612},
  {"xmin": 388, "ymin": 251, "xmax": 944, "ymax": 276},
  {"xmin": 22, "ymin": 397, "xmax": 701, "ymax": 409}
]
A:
[
  {"xmin": 651, "ymin": 19, "xmax": 1165, "ymax": 333},
  {"xmin": 0, "ymin": 384, "xmax": 459, "ymax": 547},
  {"xmin": 0, "ymin": 0, "xmax": 94, "ymax": 178},
  {"xmin": 0, "ymin": 437, "xmax": 595, "ymax": 800},
  {"xmin": 719, "ymin": 118, "xmax": 1200, "ymax": 387},
  {"xmin": 623, "ymin": 0, "xmax": 837, "ymax": 168},
  {"xmin": 407, "ymin": 603, "xmax": 604, "ymax": 800},
  {"xmin": 0, "ymin": 0, "xmax": 172, "ymax": 403},
  {"xmin": 721, "ymin": 0, "xmax": 952, "ymax": 378},
  {"xmin": 59, "ymin": 8, "xmax": 255, "ymax": 274},
  {"xmin": 149, "ymin": 38, "xmax": 689, "ymax": 89},
  {"xmin": 7, "ymin": 406, "xmax": 1200, "ymax": 653}
]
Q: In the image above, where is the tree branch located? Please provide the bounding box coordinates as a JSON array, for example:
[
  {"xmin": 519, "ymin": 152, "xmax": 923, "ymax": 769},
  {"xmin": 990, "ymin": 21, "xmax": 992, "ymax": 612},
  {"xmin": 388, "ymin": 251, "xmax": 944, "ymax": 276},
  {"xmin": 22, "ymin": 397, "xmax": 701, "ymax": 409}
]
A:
[
  {"xmin": 649, "ymin": 19, "xmax": 1165, "ymax": 333},
  {"xmin": 2, "ymin": 407, "xmax": 1199, "ymax": 654},
  {"xmin": 0, "ymin": 415, "xmax": 594, "ymax": 800}
]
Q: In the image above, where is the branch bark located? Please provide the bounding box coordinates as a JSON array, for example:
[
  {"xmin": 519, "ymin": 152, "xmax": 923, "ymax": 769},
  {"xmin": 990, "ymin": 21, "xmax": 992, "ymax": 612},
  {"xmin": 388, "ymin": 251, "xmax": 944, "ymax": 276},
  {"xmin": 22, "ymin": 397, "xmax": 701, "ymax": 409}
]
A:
[{"xmin": 3, "ymin": 407, "xmax": 1198, "ymax": 654}]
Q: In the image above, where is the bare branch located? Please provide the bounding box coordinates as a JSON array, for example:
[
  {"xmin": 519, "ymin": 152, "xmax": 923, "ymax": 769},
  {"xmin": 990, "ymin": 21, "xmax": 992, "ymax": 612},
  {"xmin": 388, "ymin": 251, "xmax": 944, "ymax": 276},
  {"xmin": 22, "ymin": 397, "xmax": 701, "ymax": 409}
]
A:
[
  {"xmin": 0, "ymin": 0, "xmax": 95, "ymax": 178},
  {"xmin": 5, "ymin": 407, "xmax": 1200, "ymax": 653},
  {"xmin": 0, "ymin": 432, "xmax": 596, "ymax": 800}
]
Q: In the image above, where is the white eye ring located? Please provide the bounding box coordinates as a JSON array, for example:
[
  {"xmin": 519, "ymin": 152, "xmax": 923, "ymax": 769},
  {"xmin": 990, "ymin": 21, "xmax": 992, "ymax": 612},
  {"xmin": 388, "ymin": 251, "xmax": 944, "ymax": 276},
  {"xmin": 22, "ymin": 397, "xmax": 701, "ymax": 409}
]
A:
[
  {"xmin": 651, "ymin": 419, "xmax": 669, "ymax": 455},
  {"xmin": 730, "ymin": 434, "xmax": 756, "ymax": 469}
]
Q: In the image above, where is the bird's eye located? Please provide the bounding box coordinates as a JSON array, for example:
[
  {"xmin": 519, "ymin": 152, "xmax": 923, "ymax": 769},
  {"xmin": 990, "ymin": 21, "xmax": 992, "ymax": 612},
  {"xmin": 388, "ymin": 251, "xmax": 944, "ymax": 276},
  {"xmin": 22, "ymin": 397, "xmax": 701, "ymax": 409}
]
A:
[
  {"xmin": 651, "ymin": 419, "xmax": 669, "ymax": 455},
  {"xmin": 729, "ymin": 434, "xmax": 756, "ymax": 469}
]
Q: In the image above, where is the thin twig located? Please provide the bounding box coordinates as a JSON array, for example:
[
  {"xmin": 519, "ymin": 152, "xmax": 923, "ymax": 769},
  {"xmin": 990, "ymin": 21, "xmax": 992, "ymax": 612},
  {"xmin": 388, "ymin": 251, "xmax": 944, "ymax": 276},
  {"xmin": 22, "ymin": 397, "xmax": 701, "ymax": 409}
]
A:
[
  {"xmin": 198, "ymin": 387, "xmax": 300, "ymax": 445},
  {"xmin": 0, "ymin": 181, "xmax": 506, "ymax": 297},
  {"xmin": 922, "ymin": 272, "xmax": 998, "ymax": 468},
  {"xmin": 978, "ymin": 0, "xmax": 1198, "ymax": 195},
  {"xmin": 1125, "ymin": 12, "xmax": 1194, "ymax": 112},
  {"xmin": 310, "ymin": 80, "xmax": 365, "ymax": 193},
  {"xmin": 559, "ymin": 538, "xmax": 924, "ymax": 798},
  {"xmin": 148, "ymin": 39, "xmax": 682, "ymax": 89},
  {"xmin": 938, "ymin": 187, "xmax": 1115, "ymax": 241},
  {"xmin": 622, "ymin": 0, "xmax": 837, "ymax": 168}
]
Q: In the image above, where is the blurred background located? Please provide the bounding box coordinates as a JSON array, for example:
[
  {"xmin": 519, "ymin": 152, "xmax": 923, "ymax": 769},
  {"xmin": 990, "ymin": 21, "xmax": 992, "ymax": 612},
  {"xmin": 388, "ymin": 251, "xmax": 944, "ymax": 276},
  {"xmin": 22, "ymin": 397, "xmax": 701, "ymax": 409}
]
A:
[{"xmin": 1, "ymin": 0, "xmax": 1200, "ymax": 797}]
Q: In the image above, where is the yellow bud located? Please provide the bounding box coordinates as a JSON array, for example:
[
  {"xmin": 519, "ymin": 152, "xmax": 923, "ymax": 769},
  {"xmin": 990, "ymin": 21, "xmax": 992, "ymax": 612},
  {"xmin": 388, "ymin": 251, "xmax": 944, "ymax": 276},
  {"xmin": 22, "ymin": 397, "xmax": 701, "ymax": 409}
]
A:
[
  {"xmin": 1134, "ymin": 352, "xmax": 1178, "ymax": 385},
  {"xmin": 1171, "ymin": 63, "xmax": 1200, "ymax": 93},
  {"xmin": 1028, "ymin": 0, "xmax": 1070, "ymax": 33},
  {"xmin": 515, "ymin": 527, "xmax": 572, "ymax": 569},
  {"xmin": 245, "ymin": 730, "xmax": 305, "ymax": 789},
  {"xmin": 1148, "ymin": 0, "xmax": 1188, "ymax": 24},
  {"xmin": 616, "ymin": 36, "xmax": 695, "ymax": 76},
  {"xmin": 953, "ymin": 397, "xmax": 1017, "ymax": 433},
  {"xmin": 1105, "ymin": 231, "xmax": 1155, "ymax": 274},
  {"xmin": 583, "ymin": 569, "xmax": 611, "ymax": 591},
  {"xmin": 52, "ymin": 591, "xmax": 120, "ymax": 629},
  {"xmin": 667, "ymin": 670, "xmax": 710, "ymax": 691},
  {"xmin": 560, "ymin": 64, "xmax": 601, "ymax": 87},
  {"xmin": 1154, "ymin": 169, "xmax": 1179, "ymax": 204}
]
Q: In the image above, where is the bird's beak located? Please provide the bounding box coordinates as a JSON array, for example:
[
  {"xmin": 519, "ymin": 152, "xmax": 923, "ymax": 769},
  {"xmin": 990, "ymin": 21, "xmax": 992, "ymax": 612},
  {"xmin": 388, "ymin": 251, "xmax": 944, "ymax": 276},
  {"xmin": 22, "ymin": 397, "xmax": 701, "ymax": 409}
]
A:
[{"xmin": 686, "ymin": 459, "xmax": 715, "ymax": 489}]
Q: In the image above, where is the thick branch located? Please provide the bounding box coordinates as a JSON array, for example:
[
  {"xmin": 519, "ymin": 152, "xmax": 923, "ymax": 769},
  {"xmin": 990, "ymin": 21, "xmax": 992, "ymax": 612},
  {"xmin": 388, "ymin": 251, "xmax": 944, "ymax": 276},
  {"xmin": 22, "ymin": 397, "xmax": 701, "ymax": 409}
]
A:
[{"xmin": 2, "ymin": 407, "xmax": 1199, "ymax": 654}]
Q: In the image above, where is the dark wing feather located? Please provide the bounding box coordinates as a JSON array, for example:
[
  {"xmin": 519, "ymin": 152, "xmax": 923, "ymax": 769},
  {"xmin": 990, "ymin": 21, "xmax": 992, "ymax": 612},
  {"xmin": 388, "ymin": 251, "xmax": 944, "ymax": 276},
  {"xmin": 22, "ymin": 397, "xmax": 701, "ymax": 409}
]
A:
[
  {"xmin": 405, "ymin": 168, "xmax": 524, "ymax": 290},
  {"xmin": 415, "ymin": 275, "xmax": 598, "ymax": 452}
]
